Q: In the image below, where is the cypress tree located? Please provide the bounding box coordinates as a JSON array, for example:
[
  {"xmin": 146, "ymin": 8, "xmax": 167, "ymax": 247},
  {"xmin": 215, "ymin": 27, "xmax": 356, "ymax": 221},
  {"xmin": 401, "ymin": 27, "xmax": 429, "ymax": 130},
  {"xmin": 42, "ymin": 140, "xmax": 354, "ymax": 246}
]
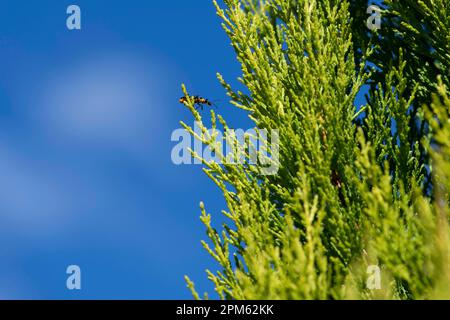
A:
[{"xmin": 180, "ymin": 0, "xmax": 450, "ymax": 299}]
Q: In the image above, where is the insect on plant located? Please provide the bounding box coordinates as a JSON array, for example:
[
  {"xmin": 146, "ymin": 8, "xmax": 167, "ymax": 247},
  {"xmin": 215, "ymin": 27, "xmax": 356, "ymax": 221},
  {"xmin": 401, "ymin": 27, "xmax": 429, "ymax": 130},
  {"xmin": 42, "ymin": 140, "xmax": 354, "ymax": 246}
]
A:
[{"xmin": 179, "ymin": 95, "xmax": 217, "ymax": 110}]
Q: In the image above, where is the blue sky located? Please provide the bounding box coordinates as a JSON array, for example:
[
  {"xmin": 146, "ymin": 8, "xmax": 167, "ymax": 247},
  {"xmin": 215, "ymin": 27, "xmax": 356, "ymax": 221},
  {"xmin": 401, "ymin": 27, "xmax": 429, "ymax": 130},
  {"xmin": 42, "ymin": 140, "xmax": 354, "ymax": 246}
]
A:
[{"xmin": 0, "ymin": 0, "xmax": 253, "ymax": 299}]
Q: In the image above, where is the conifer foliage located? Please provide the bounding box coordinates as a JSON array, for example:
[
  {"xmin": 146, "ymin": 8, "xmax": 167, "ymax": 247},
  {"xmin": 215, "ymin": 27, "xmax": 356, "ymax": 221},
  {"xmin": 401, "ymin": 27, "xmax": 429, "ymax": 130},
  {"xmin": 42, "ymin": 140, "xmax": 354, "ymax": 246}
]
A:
[{"xmin": 181, "ymin": 0, "xmax": 450, "ymax": 299}]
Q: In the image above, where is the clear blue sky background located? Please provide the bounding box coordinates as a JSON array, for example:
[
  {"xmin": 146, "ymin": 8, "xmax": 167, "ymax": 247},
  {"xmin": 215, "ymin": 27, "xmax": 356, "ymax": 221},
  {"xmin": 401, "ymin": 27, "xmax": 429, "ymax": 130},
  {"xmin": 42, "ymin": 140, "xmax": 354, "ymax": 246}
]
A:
[{"xmin": 0, "ymin": 1, "xmax": 369, "ymax": 299}]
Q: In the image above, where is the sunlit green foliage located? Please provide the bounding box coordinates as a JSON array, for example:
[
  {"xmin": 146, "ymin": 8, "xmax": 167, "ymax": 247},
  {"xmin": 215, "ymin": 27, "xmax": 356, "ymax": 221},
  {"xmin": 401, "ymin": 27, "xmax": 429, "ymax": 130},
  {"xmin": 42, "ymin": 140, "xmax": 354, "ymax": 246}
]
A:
[{"xmin": 181, "ymin": 0, "xmax": 450, "ymax": 299}]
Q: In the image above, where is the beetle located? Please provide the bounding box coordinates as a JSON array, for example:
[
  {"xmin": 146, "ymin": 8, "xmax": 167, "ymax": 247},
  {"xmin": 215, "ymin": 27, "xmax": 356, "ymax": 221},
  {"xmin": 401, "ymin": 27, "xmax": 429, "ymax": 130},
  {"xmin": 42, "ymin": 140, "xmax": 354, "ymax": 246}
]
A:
[{"xmin": 179, "ymin": 95, "xmax": 215, "ymax": 110}]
